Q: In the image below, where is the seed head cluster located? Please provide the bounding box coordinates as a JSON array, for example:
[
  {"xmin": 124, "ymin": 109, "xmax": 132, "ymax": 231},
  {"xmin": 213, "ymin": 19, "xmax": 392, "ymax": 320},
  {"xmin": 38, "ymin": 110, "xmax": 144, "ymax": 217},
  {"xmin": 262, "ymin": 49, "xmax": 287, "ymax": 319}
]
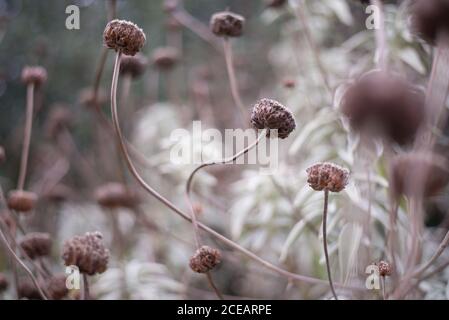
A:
[
  {"xmin": 210, "ymin": 11, "xmax": 245, "ymax": 37},
  {"xmin": 103, "ymin": 19, "xmax": 146, "ymax": 56},
  {"xmin": 251, "ymin": 98, "xmax": 296, "ymax": 139},
  {"xmin": 189, "ymin": 246, "xmax": 221, "ymax": 273},
  {"xmin": 306, "ymin": 162, "xmax": 350, "ymax": 193}
]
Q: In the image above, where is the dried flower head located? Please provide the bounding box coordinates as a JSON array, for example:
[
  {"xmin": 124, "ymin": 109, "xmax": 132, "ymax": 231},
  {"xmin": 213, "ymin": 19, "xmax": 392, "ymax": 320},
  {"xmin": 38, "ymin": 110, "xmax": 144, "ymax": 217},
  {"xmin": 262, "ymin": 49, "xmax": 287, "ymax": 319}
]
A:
[
  {"xmin": 306, "ymin": 162, "xmax": 350, "ymax": 193},
  {"xmin": 189, "ymin": 246, "xmax": 221, "ymax": 273},
  {"xmin": 340, "ymin": 70, "xmax": 425, "ymax": 145},
  {"xmin": 46, "ymin": 105, "xmax": 73, "ymax": 139},
  {"xmin": 94, "ymin": 182, "xmax": 139, "ymax": 209},
  {"xmin": 19, "ymin": 232, "xmax": 52, "ymax": 259},
  {"xmin": 251, "ymin": 98, "xmax": 296, "ymax": 139},
  {"xmin": 103, "ymin": 19, "xmax": 146, "ymax": 56},
  {"xmin": 377, "ymin": 261, "xmax": 392, "ymax": 277},
  {"xmin": 79, "ymin": 87, "xmax": 108, "ymax": 108},
  {"xmin": 21, "ymin": 66, "xmax": 47, "ymax": 86},
  {"xmin": 0, "ymin": 273, "xmax": 8, "ymax": 292},
  {"xmin": 120, "ymin": 53, "xmax": 148, "ymax": 78},
  {"xmin": 266, "ymin": 0, "xmax": 287, "ymax": 8},
  {"xmin": 7, "ymin": 190, "xmax": 38, "ymax": 213},
  {"xmin": 46, "ymin": 274, "xmax": 69, "ymax": 300},
  {"xmin": 152, "ymin": 47, "xmax": 179, "ymax": 70},
  {"xmin": 62, "ymin": 231, "xmax": 109, "ymax": 275},
  {"xmin": 0, "ymin": 145, "xmax": 5, "ymax": 163},
  {"xmin": 210, "ymin": 11, "xmax": 245, "ymax": 37},
  {"xmin": 390, "ymin": 152, "xmax": 449, "ymax": 198},
  {"xmin": 409, "ymin": 0, "xmax": 449, "ymax": 45}
]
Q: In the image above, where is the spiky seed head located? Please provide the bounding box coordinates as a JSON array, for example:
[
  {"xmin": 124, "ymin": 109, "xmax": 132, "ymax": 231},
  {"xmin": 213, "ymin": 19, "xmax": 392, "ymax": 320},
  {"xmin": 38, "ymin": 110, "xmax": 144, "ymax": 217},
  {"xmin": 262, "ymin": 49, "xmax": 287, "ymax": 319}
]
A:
[
  {"xmin": 251, "ymin": 98, "xmax": 296, "ymax": 139},
  {"xmin": 189, "ymin": 246, "xmax": 221, "ymax": 273},
  {"xmin": 210, "ymin": 11, "xmax": 245, "ymax": 37},
  {"xmin": 21, "ymin": 66, "xmax": 47, "ymax": 86},
  {"xmin": 19, "ymin": 232, "xmax": 52, "ymax": 259},
  {"xmin": 306, "ymin": 162, "xmax": 350, "ymax": 193},
  {"xmin": 7, "ymin": 190, "xmax": 38, "ymax": 213},
  {"xmin": 62, "ymin": 231, "xmax": 109, "ymax": 276},
  {"xmin": 103, "ymin": 19, "xmax": 146, "ymax": 56}
]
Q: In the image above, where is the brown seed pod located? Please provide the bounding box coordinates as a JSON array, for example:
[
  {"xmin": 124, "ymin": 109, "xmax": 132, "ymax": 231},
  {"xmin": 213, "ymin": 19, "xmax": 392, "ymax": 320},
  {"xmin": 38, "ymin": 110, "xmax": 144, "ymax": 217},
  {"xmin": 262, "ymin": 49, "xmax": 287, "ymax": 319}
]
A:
[
  {"xmin": 46, "ymin": 274, "xmax": 69, "ymax": 300},
  {"xmin": 62, "ymin": 231, "xmax": 109, "ymax": 276},
  {"xmin": 21, "ymin": 66, "xmax": 47, "ymax": 86},
  {"xmin": 250, "ymin": 98, "xmax": 296, "ymax": 139},
  {"xmin": 18, "ymin": 279, "xmax": 42, "ymax": 300},
  {"xmin": 94, "ymin": 182, "xmax": 139, "ymax": 209},
  {"xmin": 7, "ymin": 190, "xmax": 38, "ymax": 213},
  {"xmin": 0, "ymin": 145, "xmax": 5, "ymax": 163},
  {"xmin": 390, "ymin": 152, "xmax": 449, "ymax": 198},
  {"xmin": 120, "ymin": 53, "xmax": 148, "ymax": 78},
  {"xmin": 266, "ymin": 0, "xmax": 287, "ymax": 8},
  {"xmin": 0, "ymin": 273, "xmax": 8, "ymax": 292},
  {"xmin": 19, "ymin": 232, "xmax": 52, "ymax": 259},
  {"xmin": 103, "ymin": 19, "xmax": 146, "ymax": 56},
  {"xmin": 189, "ymin": 246, "xmax": 221, "ymax": 273},
  {"xmin": 45, "ymin": 104, "xmax": 73, "ymax": 139},
  {"xmin": 151, "ymin": 47, "xmax": 179, "ymax": 70},
  {"xmin": 409, "ymin": 0, "xmax": 449, "ymax": 45},
  {"xmin": 210, "ymin": 11, "xmax": 245, "ymax": 37},
  {"xmin": 377, "ymin": 261, "xmax": 392, "ymax": 277},
  {"xmin": 79, "ymin": 87, "xmax": 108, "ymax": 108},
  {"xmin": 340, "ymin": 70, "xmax": 425, "ymax": 145},
  {"xmin": 306, "ymin": 162, "xmax": 350, "ymax": 193}
]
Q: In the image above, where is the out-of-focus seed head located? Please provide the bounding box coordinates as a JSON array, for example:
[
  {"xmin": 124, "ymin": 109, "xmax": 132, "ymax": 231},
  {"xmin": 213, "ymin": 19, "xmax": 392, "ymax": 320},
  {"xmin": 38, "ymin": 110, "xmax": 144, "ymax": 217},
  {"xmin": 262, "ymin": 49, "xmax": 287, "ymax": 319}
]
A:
[
  {"xmin": 163, "ymin": 0, "xmax": 178, "ymax": 13},
  {"xmin": 45, "ymin": 104, "xmax": 73, "ymax": 139},
  {"xmin": 266, "ymin": 0, "xmax": 287, "ymax": 8},
  {"xmin": 19, "ymin": 232, "xmax": 52, "ymax": 259},
  {"xmin": 0, "ymin": 273, "xmax": 8, "ymax": 292},
  {"xmin": 21, "ymin": 66, "xmax": 47, "ymax": 86},
  {"xmin": 46, "ymin": 274, "xmax": 69, "ymax": 300},
  {"xmin": 62, "ymin": 231, "xmax": 109, "ymax": 276},
  {"xmin": 151, "ymin": 47, "xmax": 179, "ymax": 70},
  {"xmin": 377, "ymin": 261, "xmax": 392, "ymax": 277},
  {"xmin": 340, "ymin": 70, "xmax": 425, "ymax": 145},
  {"xmin": 94, "ymin": 182, "xmax": 139, "ymax": 209},
  {"xmin": 251, "ymin": 98, "xmax": 296, "ymax": 139},
  {"xmin": 43, "ymin": 183, "xmax": 72, "ymax": 203},
  {"xmin": 7, "ymin": 190, "xmax": 38, "ymax": 213},
  {"xmin": 390, "ymin": 152, "xmax": 449, "ymax": 198},
  {"xmin": 283, "ymin": 78, "xmax": 296, "ymax": 89},
  {"xmin": 306, "ymin": 162, "xmax": 350, "ymax": 193},
  {"xmin": 409, "ymin": 0, "xmax": 449, "ymax": 45},
  {"xmin": 18, "ymin": 279, "xmax": 42, "ymax": 300},
  {"xmin": 79, "ymin": 88, "xmax": 108, "ymax": 109},
  {"xmin": 120, "ymin": 53, "xmax": 148, "ymax": 78},
  {"xmin": 189, "ymin": 246, "xmax": 221, "ymax": 273},
  {"xmin": 210, "ymin": 11, "xmax": 245, "ymax": 37},
  {"xmin": 0, "ymin": 145, "xmax": 5, "ymax": 164},
  {"xmin": 103, "ymin": 19, "xmax": 146, "ymax": 56}
]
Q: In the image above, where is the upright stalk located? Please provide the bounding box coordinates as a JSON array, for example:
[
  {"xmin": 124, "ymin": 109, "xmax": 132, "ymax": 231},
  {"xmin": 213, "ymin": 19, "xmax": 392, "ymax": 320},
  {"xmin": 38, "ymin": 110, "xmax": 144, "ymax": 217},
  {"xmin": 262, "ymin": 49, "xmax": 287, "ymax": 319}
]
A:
[
  {"xmin": 322, "ymin": 189, "xmax": 338, "ymax": 300},
  {"xmin": 82, "ymin": 274, "xmax": 90, "ymax": 300}
]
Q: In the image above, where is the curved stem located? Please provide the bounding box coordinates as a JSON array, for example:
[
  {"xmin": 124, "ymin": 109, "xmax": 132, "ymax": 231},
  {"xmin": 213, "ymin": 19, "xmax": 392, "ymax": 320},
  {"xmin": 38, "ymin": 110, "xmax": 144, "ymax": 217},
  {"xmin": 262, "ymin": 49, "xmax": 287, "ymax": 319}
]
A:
[
  {"xmin": 206, "ymin": 272, "xmax": 224, "ymax": 300},
  {"xmin": 322, "ymin": 189, "xmax": 338, "ymax": 300},
  {"xmin": 223, "ymin": 38, "xmax": 247, "ymax": 124},
  {"xmin": 18, "ymin": 83, "xmax": 35, "ymax": 190},
  {"xmin": 109, "ymin": 51, "xmax": 359, "ymax": 290}
]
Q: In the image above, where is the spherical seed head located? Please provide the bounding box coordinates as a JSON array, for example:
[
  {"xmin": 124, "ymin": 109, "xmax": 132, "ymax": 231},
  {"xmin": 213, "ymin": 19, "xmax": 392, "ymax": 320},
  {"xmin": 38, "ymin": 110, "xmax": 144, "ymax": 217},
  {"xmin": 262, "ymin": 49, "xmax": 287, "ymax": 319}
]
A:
[
  {"xmin": 7, "ymin": 190, "xmax": 38, "ymax": 213},
  {"xmin": 378, "ymin": 261, "xmax": 392, "ymax": 277},
  {"xmin": 94, "ymin": 182, "xmax": 139, "ymax": 209},
  {"xmin": 250, "ymin": 98, "xmax": 296, "ymax": 139},
  {"xmin": 79, "ymin": 87, "xmax": 108, "ymax": 108},
  {"xmin": 210, "ymin": 11, "xmax": 245, "ymax": 37},
  {"xmin": 46, "ymin": 274, "xmax": 69, "ymax": 300},
  {"xmin": 340, "ymin": 70, "xmax": 425, "ymax": 145},
  {"xmin": 0, "ymin": 273, "xmax": 8, "ymax": 292},
  {"xmin": 306, "ymin": 162, "xmax": 350, "ymax": 193},
  {"xmin": 0, "ymin": 145, "xmax": 5, "ymax": 163},
  {"xmin": 21, "ymin": 66, "xmax": 47, "ymax": 86},
  {"xmin": 189, "ymin": 246, "xmax": 221, "ymax": 273},
  {"xmin": 62, "ymin": 231, "xmax": 109, "ymax": 275},
  {"xmin": 390, "ymin": 152, "xmax": 449, "ymax": 198},
  {"xmin": 19, "ymin": 232, "xmax": 52, "ymax": 259},
  {"xmin": 151, "ymin": 47, "xmax": 179, "ymax": 70},
  {"xmin": 409, "ymin": 0, "xmax": 449, "ymax": 45},
  {"xmin": 103, "ymin": 19, "xmax": 146, "ymax": 56},
  {"xmin": 120, "ymin": 53, "xmax": 148, "ymax": 78}
]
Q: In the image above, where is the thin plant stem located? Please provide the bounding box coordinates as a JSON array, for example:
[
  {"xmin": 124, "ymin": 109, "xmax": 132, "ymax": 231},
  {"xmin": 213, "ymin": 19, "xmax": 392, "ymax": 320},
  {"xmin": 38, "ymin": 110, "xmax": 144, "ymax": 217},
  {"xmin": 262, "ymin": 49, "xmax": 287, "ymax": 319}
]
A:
[
  {"xmin": 82, "ymin": 274, "xmax": 90, "ymax": 300},
  {"xmin": 206, "ymin": 272, "xmax": 224, "ymax": 300},
  {"xmin": 109, "ymin": 51, "xmax": 361, "ymax": 291},
  {"xmin": 222, "ymin": 38, "xmax": 247, "ymax": 124},
  {"xmin": 372, "ymin": 0, "xmax": 387, "ymax": 69},
  {"xmin": 322, "ymin": 189, "xmax": 338, "ymax": 300},
  {"xmin": 18, "ymin": 83, "xmax": 35, "ymax": 190},
  {"xmin": 381, "ymin": 276, "xmax": 387, "ymax": 300}
]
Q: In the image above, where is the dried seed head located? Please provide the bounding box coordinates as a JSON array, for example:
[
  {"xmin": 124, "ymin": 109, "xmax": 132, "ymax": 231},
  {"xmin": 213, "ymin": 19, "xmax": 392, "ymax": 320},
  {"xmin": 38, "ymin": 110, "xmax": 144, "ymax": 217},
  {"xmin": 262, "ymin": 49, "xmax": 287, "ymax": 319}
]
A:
[
  {"xmin": 62, "ymin": 231, "xmax": 109, "ymax": 275},
  {"xmin": 79, "ymin": 87, "xmax": 108, "ymax": 108},
  {"xmin": 0, "ymin": 145, "xmax": 5, "ymax": 163},
  {"xmin": 19, "ymin": 232, "xmax": 52, "ymax": 259},
  {"xmin": 120, "ymin": 53, "xmax": 148, "ymax": 78},
  {"xmin": 266, "ymin": 0, "xmax": 287, "ymax": 8},
  {"xmin": 340, "ymin": 70, "xmax": 425, "ymax": 145},
  {"xmin": 45, "ymin": 105, "xmax": 73, "ymax": 139},
  {"xmin": 103, "ymin": 19, "xmax": 146, "ymax": 56},
  {"xmin": 151, "ymin": 47, "xmax": 179, "ymax": 70},
  {"xmin": 251, "ymin": 98, "xmax": 296, "ymax": 139},
  {"xmin": 0, "ymin": 273, "xmax": 8, "ymax": 292},
  {"xmin": 377, "ymin": 261, "xmax": 392, "ymax": 277},
  {"xmin": 7, "ymin": 190, "xmax": 38, "ymax": 213},
  {"xmin": 189, "ymin": 246, "xmax": 221, "ymax": 273},
  {"xmin": 94, "ymin": 182, "xmax": 139, "ymax": 209},
  {"xmin": 21, "ymin": 66, "xmax": 47, "ymax": 86},
  {"xmin": 18, "ymin": 279, "xmax": 42, "ymax": 300},
  {"xmin": 306, "ymin": 162, "xmax": 350, "ymax": 193},
  {"xmin": 390, "ymin": 152, "xmax": 449, "ymax": 198},
  {"xmin": 210, "ymin": 11, "xmax": 245, "ymax": 37},
  {"xmin": 409, "ymin": 0, "xmax": 449, "ymax": 45},
  {"xmin": 46, "ymin": 274, "xmax": 69, "ymax": 300}
]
